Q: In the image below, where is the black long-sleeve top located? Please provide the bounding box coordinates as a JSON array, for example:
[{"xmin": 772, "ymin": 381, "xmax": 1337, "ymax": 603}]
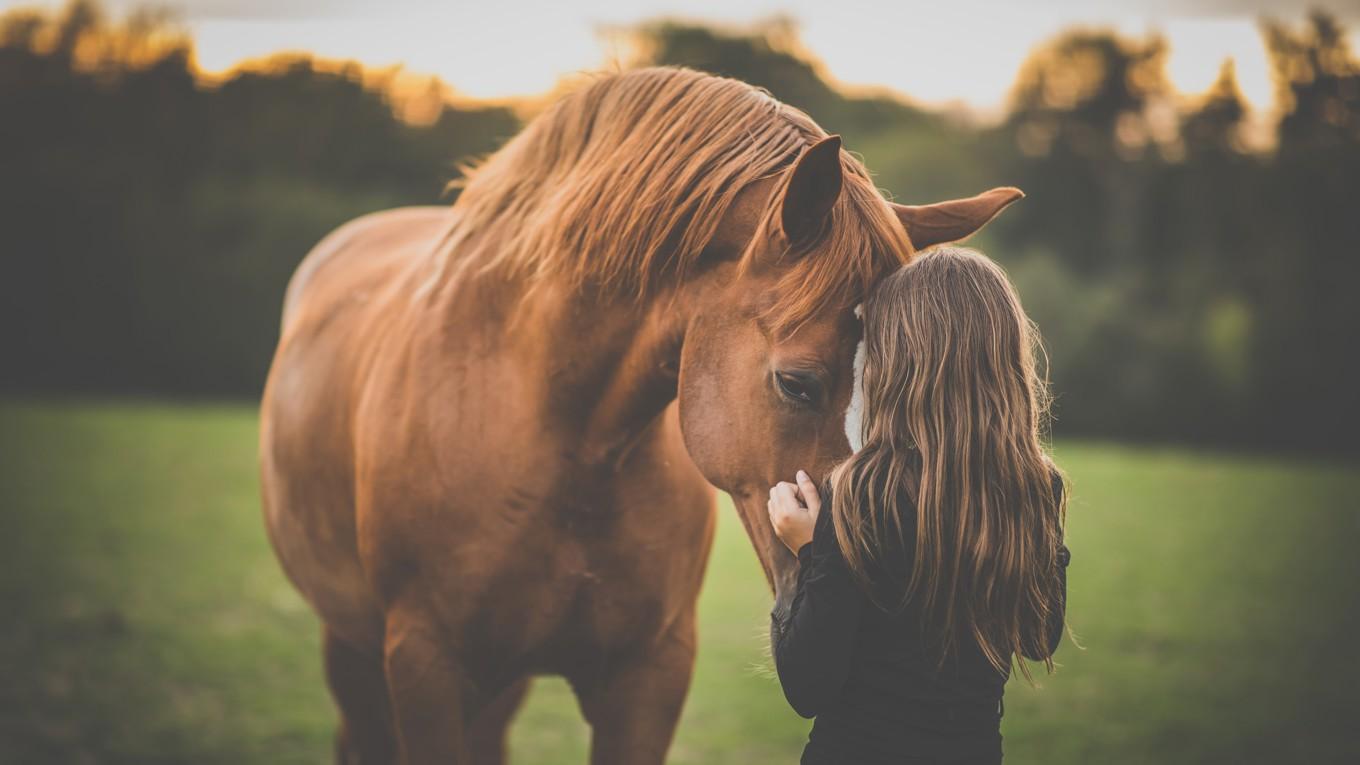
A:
[{"xmin": 771, "ymin": 482, "xmax": 1070, "ymax": 765}]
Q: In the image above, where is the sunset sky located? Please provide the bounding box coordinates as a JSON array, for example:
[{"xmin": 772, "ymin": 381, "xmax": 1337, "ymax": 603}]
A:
[{"xmin": 8, "ymin": 0, "xmax": 1359, "ymax": 114}]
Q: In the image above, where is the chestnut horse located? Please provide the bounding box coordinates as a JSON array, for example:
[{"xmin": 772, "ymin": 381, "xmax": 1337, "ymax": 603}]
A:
[{"xmin": 260, "ymin": 67, "xmax": 1019, "ymax": 764}]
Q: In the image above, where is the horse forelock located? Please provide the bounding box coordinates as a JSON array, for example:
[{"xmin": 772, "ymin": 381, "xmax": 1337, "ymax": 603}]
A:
[
  {"xmin": 748, "ymin": 168, "xmax": 913, "ymax": 338},
  {"xmin": 427, "ymin": 66, "xmax": 911, "ymax": 333}
]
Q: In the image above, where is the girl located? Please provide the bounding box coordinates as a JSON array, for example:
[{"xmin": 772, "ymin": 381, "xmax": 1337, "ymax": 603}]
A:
[{"xmin": 767, "ymin": 247, "xmax": 1070, "ymax": 765}]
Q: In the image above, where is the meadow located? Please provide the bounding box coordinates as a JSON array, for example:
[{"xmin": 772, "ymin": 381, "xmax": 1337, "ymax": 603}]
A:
[{"xmin": 1, "ymin": 400, "xmax": 1357, "ymax": 764}]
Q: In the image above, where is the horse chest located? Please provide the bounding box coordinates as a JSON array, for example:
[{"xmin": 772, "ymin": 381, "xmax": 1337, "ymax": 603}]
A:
[
  {"xmin": 456, "ymin": 497, "xmax": 709, "ymax": 677},
  {"xmin": 453, "ymin": 549, "xmax": 674, "ymax": 679}
]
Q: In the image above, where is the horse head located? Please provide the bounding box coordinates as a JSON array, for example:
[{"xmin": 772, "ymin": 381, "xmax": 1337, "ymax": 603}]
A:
[{"xmin": 674, "ymin": 135, "xmax": 1021, "ymax": 617}]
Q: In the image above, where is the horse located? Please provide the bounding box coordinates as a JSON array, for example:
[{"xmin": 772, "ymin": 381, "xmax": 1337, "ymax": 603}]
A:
[{"xmin": 260, "ymin": 66, "xmax": 1020, "ymax": 765}]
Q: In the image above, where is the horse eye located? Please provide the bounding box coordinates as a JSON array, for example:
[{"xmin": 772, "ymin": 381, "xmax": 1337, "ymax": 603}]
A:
[{"xmin": 775, "ymin": 371, "xmax": 820, "ymax": 405}]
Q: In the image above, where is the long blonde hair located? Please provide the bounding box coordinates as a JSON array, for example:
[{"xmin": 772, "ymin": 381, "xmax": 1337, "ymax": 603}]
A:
[{"xmin": 830, "ymin": 247, "xmax": 1066, "ymax": 680}]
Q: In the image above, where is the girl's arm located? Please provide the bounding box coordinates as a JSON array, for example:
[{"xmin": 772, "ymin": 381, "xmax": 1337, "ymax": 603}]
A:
[
  {"xmin": 1045, "ymin": 543, "xmax": 1071, "ymax": 655},
  {"xmin": 1025, "ymin": 472, "xmax": 1071, "ymax": 660},
  {"xmin": 768, "ymin": 474, "xmax": 863, "ymax": 718},
  {"xmin": 771, "ymin": 534, "xmax": 864, "ymax": 718}
]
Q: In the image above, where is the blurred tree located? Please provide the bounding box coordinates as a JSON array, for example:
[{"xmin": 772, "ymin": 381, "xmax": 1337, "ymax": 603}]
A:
[
  {"xmin": 1182, "ymin": 59, "xmax": 1249, "ymax": 157},
  {"xmin": 1153, "ymin": 58, "xmax": 1255, "ymax": 280},
  {"xmin": 1266, "ymin": 11, "xmax": 1360, "ymax": 149},
  {"xmin": 0, "ymin": 0, "xmax": 517, "ymax": 395},
  {"xmin": 1, "ymin": 0, "xmax": 1356, "ymax": 452},
  {"xmin": 1002, "ymin": 31, "xmax": 1174, "ymax": 274},
  {"xmin": 1252, "ymin": 12, "xmax": 1360, "ymax": 450},
  {"xmin": 1162, "ymin": 61, "xmax": 1258, "ymax": 438}
]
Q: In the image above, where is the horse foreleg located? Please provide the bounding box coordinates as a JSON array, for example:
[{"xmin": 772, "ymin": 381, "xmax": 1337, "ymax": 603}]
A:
[
  {"xmin": 383, "ymin": 606, "xmax": 469, "ymax": 764},
  {"xmin": 573, "ymin": 615, "xmax": 697, "ymax": 765},
  {"xmin": 467, "ymin": 676, "xmax": 532, "ymax": 765}
]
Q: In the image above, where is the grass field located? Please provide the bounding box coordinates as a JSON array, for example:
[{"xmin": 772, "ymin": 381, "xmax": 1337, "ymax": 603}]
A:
[{"xmin": 1, "ymin": 400, "xmax": 1358, "ymax": 764}]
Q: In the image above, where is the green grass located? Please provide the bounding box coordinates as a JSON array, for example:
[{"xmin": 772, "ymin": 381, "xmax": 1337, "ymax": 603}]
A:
[{"xmin": 1, "ymin": 400, "xmax": 1357, "ymax": 764}]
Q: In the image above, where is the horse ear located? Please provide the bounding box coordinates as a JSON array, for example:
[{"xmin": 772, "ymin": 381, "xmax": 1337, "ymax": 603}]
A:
[
  {"xmin": 892, "ymin": 187, "xmax": 1024, "ymax": 250},
  {"xmin": 780, "ymin": 135, "xmax": 843, "ymax": 245}
]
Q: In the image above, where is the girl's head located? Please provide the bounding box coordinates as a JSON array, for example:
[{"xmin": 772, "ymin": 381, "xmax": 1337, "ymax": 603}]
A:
[{"xmin": 831, "ymin": 246, "xmax": 1065, "ymax": 677}]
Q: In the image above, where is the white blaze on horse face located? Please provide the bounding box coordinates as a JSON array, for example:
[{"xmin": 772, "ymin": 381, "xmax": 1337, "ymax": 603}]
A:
[{"xmin": 844, "ymin": 305, "xmax": 866, "ymax": 452}]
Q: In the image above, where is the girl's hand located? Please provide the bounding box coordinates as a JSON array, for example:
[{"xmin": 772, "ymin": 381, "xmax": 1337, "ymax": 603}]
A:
[{"xmin": 767, "ymin": 470, "xmax": 822, "ymax": 553}]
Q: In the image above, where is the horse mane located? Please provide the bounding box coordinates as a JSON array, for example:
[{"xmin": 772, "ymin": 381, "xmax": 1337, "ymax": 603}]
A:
[{"xmin": 428, "ymin": 66, "xmax": 912, "ymax": 334}]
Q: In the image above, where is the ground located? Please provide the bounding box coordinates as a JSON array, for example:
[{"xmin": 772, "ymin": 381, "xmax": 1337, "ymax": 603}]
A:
[{"xmin": 1, "ymin": 400, "xmax": 1357, "ymax": 764}]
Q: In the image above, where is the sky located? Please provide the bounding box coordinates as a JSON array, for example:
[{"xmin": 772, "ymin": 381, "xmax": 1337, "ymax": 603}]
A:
[{"xmin": 9, "ymin": 0, "xmax": 1360, "ymax": 115}]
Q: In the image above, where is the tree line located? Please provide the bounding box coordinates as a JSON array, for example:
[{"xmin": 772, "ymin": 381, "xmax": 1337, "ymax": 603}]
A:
[{"xmin": 2, "ymin": 1, "xmax": 1356, "ymax": 453}]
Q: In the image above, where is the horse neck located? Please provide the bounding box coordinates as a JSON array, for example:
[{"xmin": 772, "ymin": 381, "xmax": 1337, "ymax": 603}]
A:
[
  {"xmin": 423, "ymin": 174, "xmax": 773, "ymax": 470},
  {"xmin": 569, "ymin": 290, "xmax": 689, "ymax": 467},
  {"xmin": 440, "ymin": 272, "xmax": 692, "ymax": 471}
]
